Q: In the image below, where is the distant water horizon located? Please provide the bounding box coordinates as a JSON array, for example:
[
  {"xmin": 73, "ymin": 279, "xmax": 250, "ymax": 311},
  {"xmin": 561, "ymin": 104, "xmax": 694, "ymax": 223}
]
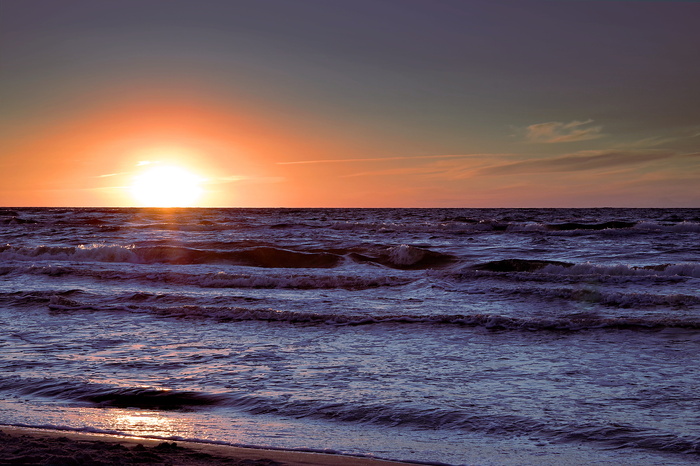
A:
[
  {"xmin": 1, "ymin": 207, "xmax": 699, "ymax": 464},
  {"xmin": 3, "ymin": 205, "xmax": 698, "ymax": 209}
]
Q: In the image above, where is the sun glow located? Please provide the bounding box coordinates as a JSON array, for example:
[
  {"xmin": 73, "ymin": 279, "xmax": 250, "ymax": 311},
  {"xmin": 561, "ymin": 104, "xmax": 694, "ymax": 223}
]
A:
[{"xmin": 130, "ymin": 164, "xmax": 204, "ymax": 207}]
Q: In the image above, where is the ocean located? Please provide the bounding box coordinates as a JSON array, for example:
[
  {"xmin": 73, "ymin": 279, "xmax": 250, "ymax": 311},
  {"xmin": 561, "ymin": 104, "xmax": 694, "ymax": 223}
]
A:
[{"xmin": 1, "ymin": 207, "xmax": 699, "ymax": 465}]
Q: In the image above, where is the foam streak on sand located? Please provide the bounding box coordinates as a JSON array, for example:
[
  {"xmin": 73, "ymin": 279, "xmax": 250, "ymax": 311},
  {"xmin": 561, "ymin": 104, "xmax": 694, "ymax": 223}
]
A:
[{"xmin": 0, "ymin": 426, "xmax": 414, "ymax": 466}]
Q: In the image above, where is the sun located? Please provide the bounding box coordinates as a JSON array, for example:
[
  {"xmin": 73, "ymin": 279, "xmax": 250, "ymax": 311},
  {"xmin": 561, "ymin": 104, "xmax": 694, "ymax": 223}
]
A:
[{"xmin": 130, "ymin": 164, "xmax": 204, "ymax": 207}]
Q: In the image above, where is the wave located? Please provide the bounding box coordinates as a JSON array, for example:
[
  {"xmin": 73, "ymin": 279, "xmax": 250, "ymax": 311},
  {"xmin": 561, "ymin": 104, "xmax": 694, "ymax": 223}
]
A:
[
  {"xmin": 327, "ymin": 216, "xmax": 700, "ymax": 235},
  {"xmin": 0, "ymin": 289, "xmax": 86, "ymax": 308},
  {"xmin": 498, "ymin": 219, "xmax": 699, "ymax": 235},
  {"xmin": 186, "ymin": 271, "xmax": 412, "ymax": 289},
  {"xmin": 546, "ymin": 221, "xmax": 637, "ymax": 231},
  {"xmin": 3, "ymin": 377, "xmax": 698, "ymax": 456},
  {"xmin": 231, "ymin": 398, "xmax": 700, "ymax": 456},
  {"xmin": 1, "ymin": 217, "xmax": 38, "ymax": 225},
  {"xmin": 472, "ymin": 259, "xmax": 572, "ymax": 272},
  {"xmin": 4, "ymin": 257, "xmax": 697, "ymax": 295},
  {"xmin": 131, "ymin": 222, "xmax": 234, "ymax": 232},
  {"xmin": 7, "ymin": 277, "xmax": 697, "ymax": 318},
  {"xmin": 0, "ymin": 244, "xmax": 342, "ymax": 268},
  {"xmin": 0, "ymin": 243, "xmax": 455, "ymax": 270},
  {"xmin": 186, "ymin": 309, "xmax": 700, "ymax": 331},
  {"xmin": 634, "ymin": 221, "xmax": 700, "ymax": 233},
  {"xmin": 3, "ymin": 208, "xmax": 699, "ymax": 236},
  {"xmin": 516, "ymin": 287, "xmax": 700, "ymax": 308},
  {"xmin": 349, "ymin": 245, "xmax": 456, "ymax": 269},
  {"xmin": 8, "ymin": 290, "xmax": 698, "ymax": 331},
  {"xmin": 0, "ymin": 379, "xmax": 223, "ymax": 410},
  {"xmin": 466, "ymin": 259, "xmax": 700, "ymax": 279},
  {"xmin": 0, "ymin": 263, "xmax": 414, "ymax": 290}
]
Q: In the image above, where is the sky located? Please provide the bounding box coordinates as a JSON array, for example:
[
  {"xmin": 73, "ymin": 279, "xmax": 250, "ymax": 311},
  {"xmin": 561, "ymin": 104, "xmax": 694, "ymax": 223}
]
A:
[{"xmin": 1, "ymin": 0, "xmax": 699, "ymax": 207}]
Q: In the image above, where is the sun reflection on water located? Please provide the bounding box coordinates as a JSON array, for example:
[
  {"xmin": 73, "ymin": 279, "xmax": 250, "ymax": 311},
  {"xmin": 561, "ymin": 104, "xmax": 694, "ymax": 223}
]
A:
[{"xmin": 105, "ymin": 411, "xmax": 180, "ymax": 438}]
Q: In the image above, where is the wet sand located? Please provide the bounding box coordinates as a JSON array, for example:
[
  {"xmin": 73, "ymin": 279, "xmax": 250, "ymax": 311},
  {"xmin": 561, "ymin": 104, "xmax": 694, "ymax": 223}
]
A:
[{"xmin": 0, "ymin": 426, "xmax": 414, "ymax": 465}]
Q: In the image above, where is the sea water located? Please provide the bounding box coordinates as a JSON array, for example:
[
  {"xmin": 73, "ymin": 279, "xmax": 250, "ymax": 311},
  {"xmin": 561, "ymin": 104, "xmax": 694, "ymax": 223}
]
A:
[{"xmin": 1, "ymin": 207, "xmax": 699, "ymax": 465}]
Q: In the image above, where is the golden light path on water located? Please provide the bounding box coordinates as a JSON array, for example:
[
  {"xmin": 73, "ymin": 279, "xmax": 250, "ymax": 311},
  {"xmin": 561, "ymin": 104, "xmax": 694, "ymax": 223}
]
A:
[
  {"xmin": 107, "ymin": 412, "xmax": 180, "ymax": 438},
  {"xmin": 67, "ymin": 406, "xmax": 283, "ymax": 446}
]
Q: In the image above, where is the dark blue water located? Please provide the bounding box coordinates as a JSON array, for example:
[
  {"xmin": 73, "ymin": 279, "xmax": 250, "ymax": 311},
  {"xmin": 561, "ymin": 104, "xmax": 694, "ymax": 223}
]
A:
[{"xmin": 1, "ymin": 208, "xmax": 699, "ymax": 464}]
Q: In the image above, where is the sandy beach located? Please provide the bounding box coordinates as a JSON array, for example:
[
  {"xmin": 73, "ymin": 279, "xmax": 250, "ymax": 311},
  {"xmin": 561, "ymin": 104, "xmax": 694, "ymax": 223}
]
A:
[{"xmin": 0, "ymin": 426, "xmax": 414, "ymax": 465}]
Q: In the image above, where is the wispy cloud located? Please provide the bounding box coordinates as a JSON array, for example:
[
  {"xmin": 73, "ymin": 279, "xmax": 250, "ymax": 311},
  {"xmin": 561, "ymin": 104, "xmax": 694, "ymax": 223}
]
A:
[
  {"xmin": 285, "ymin": 149, "xmax": 689, "ymax": 181},
  {"xmin": 480, "ymin": 150, "xmax": 675, "ymax": 175},
  {"xmin": 277, "ymin": 153, "xmax": 492, "ymax": 165},
  {"xmin": 343, "ymin": 166, "xmax": 448, "ymax": 178},
  {"xmin": 208, "ymin": 175, "xmax": 284, "ymax": 184},
  {"xmin": 523, "ymin": 120, "xmax": 604, "ymax": 144},
  {"xmin": 342, "ymin": 155, "xmax": 515, "ymax": 179},
  {"xmin": 615, "ymin": 126, "xmax": 700, "ymax": 149},
  {"xmin": 98, "ymin": 161, "xmax": 160, "ymax": 178},
  {"xmin": 615, "ymin": 136, "xmax": 681, "ymax": 149}
]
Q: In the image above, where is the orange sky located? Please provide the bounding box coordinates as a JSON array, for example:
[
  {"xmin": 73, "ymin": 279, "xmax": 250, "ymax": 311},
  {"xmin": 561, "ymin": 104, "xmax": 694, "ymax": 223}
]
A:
[
  {"xmin": 2, "ymin": 1, "xmax": 699, "ymax": 207},
  {"xmin": 1, "ymin": 94, "xmax": 392, "ymax": 207}
]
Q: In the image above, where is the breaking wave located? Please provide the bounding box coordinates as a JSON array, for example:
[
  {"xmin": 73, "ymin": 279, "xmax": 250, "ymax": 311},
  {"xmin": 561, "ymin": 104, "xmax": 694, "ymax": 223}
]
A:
[
  {"xmin": 466, "ymin": 259, "xmax": 700, "ymax": 279},
  {"xmin": 0, "ymin": 379, "xmax": 223, "ymax": 410},
  {"xmin": 2, "ymin": 377, "xmax": 698, "ymax": 456},
  {"xmin": 0, "ymin": 244, "xmax": 455, "ymax": 270},
  {"xmin": 0, "ymin": 264, "xmax": 414, "ymax": 290},
  {"xmin": 4, "ymin": 290, "xmax": 698, "ymax": 331}
]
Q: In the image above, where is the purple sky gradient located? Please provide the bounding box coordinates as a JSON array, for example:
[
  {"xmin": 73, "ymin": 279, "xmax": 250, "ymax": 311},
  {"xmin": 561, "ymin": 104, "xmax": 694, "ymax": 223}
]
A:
[{"xmin": 1, "ymin": 0, "xmax": 699, "ymax": 207}]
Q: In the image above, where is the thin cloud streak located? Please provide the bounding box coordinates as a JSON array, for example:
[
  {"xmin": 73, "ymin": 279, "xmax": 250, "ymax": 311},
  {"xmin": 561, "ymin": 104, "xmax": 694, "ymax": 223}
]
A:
[
  {"xmin": 614, "ymin": 127, "xmax": 700, "ymax": 150},
  {"xmin": 524, "ymin": 120, "xmax": 604, "ymax": 144},
  {"xmin": 277, "ymin": 153, "xmax": 499, "ymax": 165},
  {"xmin": 342, "ymin": 166, "xmax": 449, "ymax": 178},
  {"xmin": 209, "ymin": 175, "xmax": 285, "ymax": 185},
  {"xmin": 480, "ymin": 150, "xmax": 676, "ymax": 176},
  {"xmin": 342, "ymin": 156, "xmax": 513, "ymax": 179},
  {"xmin": 614, "ymin": 136, "xmax": 682, "ymax": 149}
]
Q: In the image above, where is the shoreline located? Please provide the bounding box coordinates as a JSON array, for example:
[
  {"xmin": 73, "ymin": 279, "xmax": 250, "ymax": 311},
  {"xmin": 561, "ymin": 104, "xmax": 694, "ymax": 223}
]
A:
[{"xmin": 0, "ymin": 425, "xmax": 417, "ymax": 465}]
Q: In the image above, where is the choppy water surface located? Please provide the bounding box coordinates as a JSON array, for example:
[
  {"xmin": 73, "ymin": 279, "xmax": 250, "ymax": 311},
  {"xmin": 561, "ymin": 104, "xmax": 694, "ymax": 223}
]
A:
[{"xmin": 1, "ymin": 208, "xmax": 699, "ymax": 465}]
